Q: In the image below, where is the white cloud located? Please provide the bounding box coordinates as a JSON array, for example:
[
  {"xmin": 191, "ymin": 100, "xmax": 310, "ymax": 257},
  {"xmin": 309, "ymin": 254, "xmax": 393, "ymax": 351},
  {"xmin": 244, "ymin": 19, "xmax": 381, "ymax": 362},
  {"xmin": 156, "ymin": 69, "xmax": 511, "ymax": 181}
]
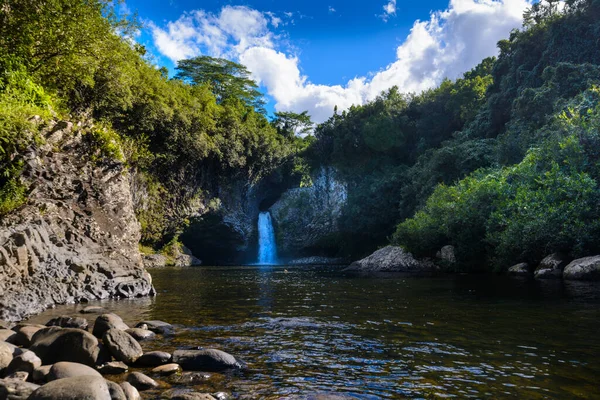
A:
[
  {"xmin": 329, "ymin": 6, "xmax": 336, "ymax": 13},
  {"xmin": 149, "ymin": 0, "xmax": 531, "ymax": 123},
  {"xmin": 380, "ymin": 0, "xmax": 397, "ymax": 21}
]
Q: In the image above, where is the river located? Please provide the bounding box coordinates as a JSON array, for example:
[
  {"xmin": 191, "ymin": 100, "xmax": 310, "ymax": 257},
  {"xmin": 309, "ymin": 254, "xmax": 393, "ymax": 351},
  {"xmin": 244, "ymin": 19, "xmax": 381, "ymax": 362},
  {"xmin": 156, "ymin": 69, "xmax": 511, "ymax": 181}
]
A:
[{"xmin": 26, "ymin": 266, "xmax": 600, "ymax": 399}]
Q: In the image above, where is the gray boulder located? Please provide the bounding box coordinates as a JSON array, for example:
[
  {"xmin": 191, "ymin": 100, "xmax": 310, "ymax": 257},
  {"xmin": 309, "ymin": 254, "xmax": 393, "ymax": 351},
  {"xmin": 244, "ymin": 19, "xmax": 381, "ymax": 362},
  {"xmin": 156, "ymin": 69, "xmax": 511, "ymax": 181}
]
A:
[
  {"xmin": 93, "ymin": 314, "xmax": 129, "ymax": 338},
  {"xmin": 0, "ymin": 342, "xmax": 23, "ymax": 373},
  {"xmin": 142, "ymin": 254, "xmax": 167, "ymax": 269},
  {"xmin": 125, "ymin": 328, "xmax": 155, "ymax": 341},
  {"xmin": 11, "ymin": 325, "xmax": 45, "ymax": 347},
  {"xmin": 534, "ymin": 253, "xmax": 570, "ymax": 279},
  {"xmin": 119, "ymin": 382, "xmax": 140, "ymax": 400},
  {"xmin": 136, "ymin": 351, "xmax": 171, "ymax": 367},
  {"xmin": 135, "ymin": 320, "xmax": 173, "ymax": 335},
  {"xmin": 126, "ymin": 371, "xmax": 158, "ymax": 391},
  {"xmin": 29, "ymin": 327, "xmax": 100, "ymax": 366},
  {"xmin": 152, "ymin": 363, "xmax": 181, "ymax": 375},
  {"xmin": 48, "ymin": 361, "xmax": 102, "ymax": 381},
  {"xmin": 0, "ymin": 329, "xmax": 17, "ymax": 343},
  {"xmin": 102, "ymin": 329, "xmax": 143, "ymax": 364},
  {"xmin": 46, "ymin": 316, "xmax": 89, "ymax": 330},
  {"xmin": 343, "ymin": 246, "xmax": 438, "ymax": 273},
  {"xmin": 172, "ymin": 349, "xmax": 243, "ymax": 372},
  {"xmin": 508, "ymin": 262, "xmax": 531, "ymax": 276},
  {"xmin": 0, "ymin": 378, "xmax": 40, "ymax": 400},
  {"xmin": 436, "ymin": 245, "xmax": 456, "ymax": 264},
  {"xmin": 28, "ymin": 375, "xmax": 111, "ymax": 400},
  {"xmin": 563, "ymin": 256, "xmax": 600, "ymax": 280},
  {"xmin": 5, "ymin": 351, "xmax": 41, "ymax": 375},
  {"xmin": 97, "ymin": 361, "xmax": 128, "ymax": 375},
  {"xmin": 106, "ymin": 380, "xmax": 126, "ymax": 400}
]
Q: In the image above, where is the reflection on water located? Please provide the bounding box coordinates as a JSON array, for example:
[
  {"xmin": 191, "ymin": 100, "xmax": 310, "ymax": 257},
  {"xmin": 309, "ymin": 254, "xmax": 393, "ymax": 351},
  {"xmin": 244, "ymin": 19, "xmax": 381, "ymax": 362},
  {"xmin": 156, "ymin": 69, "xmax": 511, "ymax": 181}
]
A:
[{"xmin": 27, "ymin": 266, "xmax": 600, "ymax": 399}]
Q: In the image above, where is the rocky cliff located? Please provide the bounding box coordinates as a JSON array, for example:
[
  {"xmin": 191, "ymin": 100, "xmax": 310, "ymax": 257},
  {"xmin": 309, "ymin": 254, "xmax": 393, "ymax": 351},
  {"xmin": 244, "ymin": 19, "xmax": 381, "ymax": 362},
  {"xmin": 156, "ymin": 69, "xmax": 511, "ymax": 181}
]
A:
[
  {"xmin": 269, "ymin": 167, "xmax": 347, "ymax": 259},
  {"xmin": 0, "ymin": 120, "xmax": 154, "ymax": 321}
]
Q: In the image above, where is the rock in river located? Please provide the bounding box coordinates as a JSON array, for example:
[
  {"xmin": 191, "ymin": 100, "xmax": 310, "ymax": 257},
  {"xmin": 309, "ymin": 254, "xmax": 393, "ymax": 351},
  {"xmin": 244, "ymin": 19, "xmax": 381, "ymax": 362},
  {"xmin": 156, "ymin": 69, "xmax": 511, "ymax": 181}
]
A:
[
  {"xmin": 126, "ymin": 371, "xmax": 159, "ymax": 391},
  {"xmin": 125, "ymin": 328, "xmax": 155, "ymax": 341},
  {"xmin": 135, "ymin": 321, "xmax": 173, "ymax": 335},
  {"xmin": 172, "ymin": 349, "xmax": 243, "ymax": 372},
  {"xmin": 563, "ymin": 256, "xmax": 600, "ymax": 280},
  {"xmin": 93, "ymin": 314, "xmax": 129, "ymax": 338},
  {"xmin": 508, "ymin": 262, "xmax": 531, "ymax": 276},
  {"xmin": 0, "ymin": 378, "xmax": 40, "ymax": 400},
  {"xmin": 97, "ymin": 361, "xmax": 128, "ymax": 375},
  {"xmin": 343, "ymin": 246, "xmax": 437, "ymax": 273},
  {"xmin": 534, "ymin": 253, "xmax": 570, "ymax": 279},
  {"xmin": 102, "ymin": 329, "xmax": 143, "ymax": 364},
  {"xmin": 48, "ymin": 361, "xmax": 102, "ymax": 381},
  {"xmin": 29, "ymin": 327, "xmax": 100, "ymax": 366},
  {"xmin": 46, "ymin": 316, "xmax": 89, "ymax": 331},
  {"xmin": 28, "ymin": 375, "xmax": 111, "ymax": 400},
  {"xmin": 119, "ymin": 382, "xmax": 140, "ymax": 400},
  {"xmin": 136, "ymin": 351, "xmax": 171, "ymax": 367}
]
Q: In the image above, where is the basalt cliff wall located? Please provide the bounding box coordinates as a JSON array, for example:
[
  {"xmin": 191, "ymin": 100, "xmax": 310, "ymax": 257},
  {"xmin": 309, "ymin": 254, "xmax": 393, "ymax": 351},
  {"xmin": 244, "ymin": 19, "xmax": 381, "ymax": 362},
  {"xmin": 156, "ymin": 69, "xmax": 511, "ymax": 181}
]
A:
[{"xmin": 0, "ymin": 120, "xmax": 154, "ymax": 321}]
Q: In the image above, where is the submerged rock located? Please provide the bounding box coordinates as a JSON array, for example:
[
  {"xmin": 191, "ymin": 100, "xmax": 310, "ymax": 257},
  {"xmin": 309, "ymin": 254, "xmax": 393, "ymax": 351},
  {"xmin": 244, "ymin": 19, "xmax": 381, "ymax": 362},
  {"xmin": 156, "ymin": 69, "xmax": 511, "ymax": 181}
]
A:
[
  {"xmin": 135, "ymin": 320, "xmax": 173, "ymax": 335},
  {"xmin": 343, "ymin": 246, "xmax": 437, "ymax": 273},
  {"xmin": 80, "ymin": 306, "xmax": 105, "ymax": 315},
  {"xmin": 170, "ymin": 394, "xmax": 216, "ymax": 400},
  {"xmin": 508, "ymin": 263, "xmax": 531, "ymax": 276},
  {"xmin": 46, "ymin": 316, "xmax": 89, "ymax": 331},
  {"xmin": 563, "ymin": 256, "xmax": 600, "ymax": 280},
  {"xmin": 172, "ymin": 349, "xmax": 243, "ymax": 372},
  {"xmin": 534, "ymin": 253, "xmax": 570, "ymax": 279}
]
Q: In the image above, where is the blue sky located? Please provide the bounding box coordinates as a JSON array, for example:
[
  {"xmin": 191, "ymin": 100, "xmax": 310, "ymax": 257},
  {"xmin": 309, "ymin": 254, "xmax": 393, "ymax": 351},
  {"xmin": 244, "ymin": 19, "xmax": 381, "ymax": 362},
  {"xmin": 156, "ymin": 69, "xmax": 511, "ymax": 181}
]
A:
[{"xmin": 123, "ymin": 0, "xmax": 532, "ymax": 121}]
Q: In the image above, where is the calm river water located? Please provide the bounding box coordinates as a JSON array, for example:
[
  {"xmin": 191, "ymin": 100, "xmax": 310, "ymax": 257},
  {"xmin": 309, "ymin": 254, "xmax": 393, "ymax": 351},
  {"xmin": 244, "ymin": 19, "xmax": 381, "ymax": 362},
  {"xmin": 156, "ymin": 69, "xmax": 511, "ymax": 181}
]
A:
[{"xmin": 27, "ymin": 266, "xmax": 600, "ymax": 399}]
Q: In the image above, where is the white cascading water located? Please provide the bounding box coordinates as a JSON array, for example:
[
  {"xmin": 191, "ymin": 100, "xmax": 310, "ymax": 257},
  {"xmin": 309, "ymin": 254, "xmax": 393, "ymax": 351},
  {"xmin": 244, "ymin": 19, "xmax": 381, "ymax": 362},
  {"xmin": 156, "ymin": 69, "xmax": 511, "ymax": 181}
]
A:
[{"xmin": 258, "ymin": 211, "xmax": 278, "ymax": 265}]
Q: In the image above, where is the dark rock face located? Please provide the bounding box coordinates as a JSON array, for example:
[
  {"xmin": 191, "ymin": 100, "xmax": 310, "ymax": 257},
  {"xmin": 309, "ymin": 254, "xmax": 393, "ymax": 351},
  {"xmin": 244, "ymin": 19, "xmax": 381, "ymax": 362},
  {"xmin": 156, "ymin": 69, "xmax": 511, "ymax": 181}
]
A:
[
  {"xmin": 563, "ymin": 256, "xmax": 600, "ymax": 280},
  {"xmin": 0, "ymin": 121, "xmax": 154, "ymax": 322},
  {"xmin": 270, "ymin": 167, "xmax": 347, "ymax": 258},
  {"xmin": 28, "ymin": 375, "xmax": 111, "ymax": 400},
  {"xmin": 535, "ymin": 253, "xmax": 570, "ymax": 279},
  {"xmin": 344, "ymin": 246, "xmax": 438, "ymax": 273},
  {"xmin": 29, "ymin": 328, "xmax": 100, "ymax": 366},
  {"xmin": 136, "ymin": 351, "xmax": 171, "ymax": 367},
  {"xmin": 172, "ymin": 349, "xmax": 243, "ymax": 372}
]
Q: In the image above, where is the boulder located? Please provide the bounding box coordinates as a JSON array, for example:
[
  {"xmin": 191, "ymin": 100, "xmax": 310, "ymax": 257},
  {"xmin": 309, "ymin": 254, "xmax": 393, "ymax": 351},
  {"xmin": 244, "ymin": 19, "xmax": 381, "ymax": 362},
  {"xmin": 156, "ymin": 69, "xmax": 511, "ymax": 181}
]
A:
[
  {"xmin": 0, "ymin": 329, "xmax": 17, "ymax": 343},
  {"xmin": 126, "ymin": 371, "xmax": 158, "ymax": 391},
  {"xmin": 119, "ymin": 382, "xmax": 140, "ymax": 400},
  {"xmin": 136, "ymin": 351, "xmax": 171, "ymax": 367},
  {"xmin": 4, "ymin": 371, "xmax": 28, "ymax": 381},
  {"xmin": 102, "ymin": 329, "xmax": 143, "ymax": 364},
  {"xmin": 106, "ymin": 380, "xmax": 126, "ymax": 400},
  {"xmin": 48, "ymin": 361, "xmax": 102, "ymax": 381},
  {"xmin": 11, "ymin": 324, "xmax": 45, "ymax": 347},
  {"xmin": 31, "ymin": 365, "xmax": 52, "ymax": 384},
  {"xmin": 152, "ymin": 363, "xmax": 181, "ymax": 376},
  {"xmin": 28, "ymin": 375, "xmax": 111, "ymax": 400},
  {"xmin": 135, "ymin": 320, "xmax": 173, "ymax": 335},
  {"xmin": 534, "ymin": 253, "xmax": 570, "ymax": 279},
  {"xmin": 171, "ymin": 394, "xmax": 216, "ymax": 400},
  {"xmin": 80, "ymin": 307, "xmax": 105, "ymax": 314},
  {"xmin": 0, "ymin": 378, "xmax": 40, "ymax": 400},
  {"xmin": 97, "ymin": 361, "xmax": 128, "ymax": 375},
  {"xmin": 0, "ymin": 342, "xmax": 23, "ymax": 374},
  {"xmin": 29, "ymin": 327, "xmax": 100, "ymax": 366},
  {"xmin": 508, "ymin": 262, "xmax": 531, "ymax": 276},
  {"xmin": 343, "ymin": 246, "xmax": 438, "ymax": 273},
  {"xmin": 46, "ymin": 316, "xmax": 89, "ymax": 330},
  {"xmin": 93, "ymin": 314, "xmax": 129, "ymax": 338},
  {"xmin": 563, "ymin": 256, "xmax": 600, "ymax": 280},
  {"xmin": 142, "ymin": 254, "xmax": 167, "ymax": 269},
  {"xmin": 5, "ymin": 351, "xmax": 41, "ymax": 375},
  {"xmin": 125, "ymin": 328, "xmax": 155, "ymax": 341},
  {"xmin": 172, "ymin": 349, "xmax": 243, "ymax": 372}
]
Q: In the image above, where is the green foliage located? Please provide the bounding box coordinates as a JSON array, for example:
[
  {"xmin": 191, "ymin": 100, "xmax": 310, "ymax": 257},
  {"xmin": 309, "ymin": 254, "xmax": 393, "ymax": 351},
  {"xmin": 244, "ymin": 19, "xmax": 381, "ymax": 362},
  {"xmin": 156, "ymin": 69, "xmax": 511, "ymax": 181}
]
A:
[{"xmin": 272, "ymin": 111, "xmax": 314, "ymax": 138}]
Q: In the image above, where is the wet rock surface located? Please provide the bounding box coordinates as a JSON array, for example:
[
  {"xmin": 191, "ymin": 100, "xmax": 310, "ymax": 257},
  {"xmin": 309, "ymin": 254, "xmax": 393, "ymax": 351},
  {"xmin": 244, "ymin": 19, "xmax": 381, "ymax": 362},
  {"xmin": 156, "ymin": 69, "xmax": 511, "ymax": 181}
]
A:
[
  {"xmin": 344, "ymin": 246, "xmax": 438, "ymax": 273},
  {"xmin": 172, "ymin": 349, "xmax": 243, "ymax": 372}
]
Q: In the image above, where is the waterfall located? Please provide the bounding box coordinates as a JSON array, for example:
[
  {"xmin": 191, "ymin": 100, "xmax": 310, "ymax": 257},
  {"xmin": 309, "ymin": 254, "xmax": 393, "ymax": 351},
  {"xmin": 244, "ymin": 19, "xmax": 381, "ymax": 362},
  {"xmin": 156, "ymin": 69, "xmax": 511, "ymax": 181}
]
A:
[{"xmin": 258, "ymin": 212, "xmax": 278, "ymax": 265}]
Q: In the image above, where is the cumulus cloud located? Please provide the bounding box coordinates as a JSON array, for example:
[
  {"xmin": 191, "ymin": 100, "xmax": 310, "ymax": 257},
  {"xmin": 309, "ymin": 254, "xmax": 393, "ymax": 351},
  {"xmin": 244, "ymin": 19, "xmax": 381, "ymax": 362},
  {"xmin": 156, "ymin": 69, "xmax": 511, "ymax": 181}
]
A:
[
  {"xmin": 149, "ymin": 0, "xmax": 531, "ymax": 123},
  {"xmin": 380, "ymin": 0, "xmax": 397, "ymax": 21},
  {"xmin": 329, "ymin": 6, "xmax": 336, "ymax": 13}
]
